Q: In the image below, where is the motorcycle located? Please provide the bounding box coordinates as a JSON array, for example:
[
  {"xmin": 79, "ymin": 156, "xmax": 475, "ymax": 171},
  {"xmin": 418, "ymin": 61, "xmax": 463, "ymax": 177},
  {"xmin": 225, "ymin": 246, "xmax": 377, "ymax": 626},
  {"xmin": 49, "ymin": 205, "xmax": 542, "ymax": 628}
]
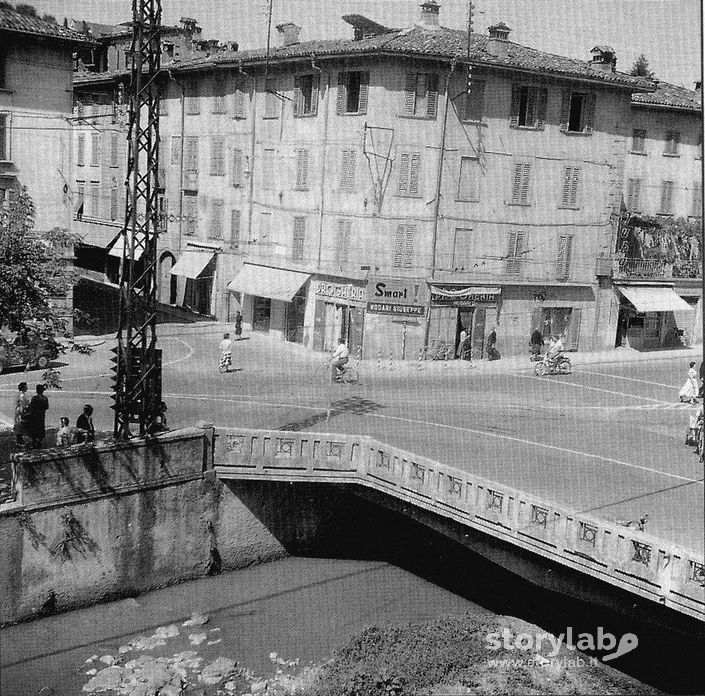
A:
[{"xmin": 534, "ymin": 353, "xmax": 571, "ymax": 376}]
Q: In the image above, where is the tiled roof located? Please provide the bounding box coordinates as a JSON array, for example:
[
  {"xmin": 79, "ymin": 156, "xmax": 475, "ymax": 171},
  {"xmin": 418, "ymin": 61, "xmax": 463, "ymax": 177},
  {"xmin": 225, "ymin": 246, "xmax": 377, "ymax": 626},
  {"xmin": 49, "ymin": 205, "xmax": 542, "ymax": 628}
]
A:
[
  {"xmin": 632, "ymin": 81, "xmax": 702, "ymax": 111},
  {"xmin": 1, "ymin": 7, "xmax": 94, "ymax": 45}
]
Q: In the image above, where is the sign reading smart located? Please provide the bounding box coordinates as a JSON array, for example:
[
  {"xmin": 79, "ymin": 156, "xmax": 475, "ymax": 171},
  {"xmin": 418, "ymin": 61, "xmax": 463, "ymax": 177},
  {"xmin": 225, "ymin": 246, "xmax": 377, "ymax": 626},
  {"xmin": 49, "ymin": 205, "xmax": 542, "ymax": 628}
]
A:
[{"xmin": 366, "ymin": 277, "xmax": 427, "ymax": 316}]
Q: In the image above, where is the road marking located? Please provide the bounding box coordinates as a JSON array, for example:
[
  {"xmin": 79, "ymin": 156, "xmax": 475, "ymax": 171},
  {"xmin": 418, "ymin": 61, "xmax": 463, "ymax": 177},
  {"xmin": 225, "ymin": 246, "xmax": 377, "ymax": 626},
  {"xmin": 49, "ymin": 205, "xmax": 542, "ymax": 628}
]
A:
[{"xmin": 578, "ymin": 369, "xmax": 676, "ymax": 389}]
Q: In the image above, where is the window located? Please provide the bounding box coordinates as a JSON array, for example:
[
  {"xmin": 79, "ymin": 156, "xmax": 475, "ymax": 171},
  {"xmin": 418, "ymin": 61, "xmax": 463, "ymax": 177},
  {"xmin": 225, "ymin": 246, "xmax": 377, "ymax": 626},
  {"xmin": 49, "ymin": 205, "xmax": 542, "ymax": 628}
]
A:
[
  {"xmin": 87, "ymin": 181, "xmax": 100, "ymax": 217},
  {"xmin": 509, "ymin": 85, "xmax": 548, "ymax": 129},
  {"xmin": 110, "ymin": 183, "xmax": 119, "ymax": 221},
  {"xmin": 397, "ymin": 151, "xmax": 421, "ymax": 196},
  {"xmin": 264, "ymin": 79, "xmax": 280, "ymax": 118},
  {"xmin": 631, "ymin": 129, "xmax": 646, "ymax": 153},
  {"xmin": 339, "ymin": 149, "xmax": 357, "ymax": 191},
  {"xmin": 402, "ymin": 72, "xmax": 439, "ymax": 118},
  {"xmin": 231, "ymin": 148, "xmax": 244, "ymax": 187},
  {"xmin": 506, "ymin": 230, "xmax": 526, "ymax": 274},
  {"xmin": 337, "ymin": 219, "xmax": 352, "ymax": 263},
  {"xmin": 209, "ymin": 199, "xmax": 224, "ymax": 239},
  {"xmin": 510, "ymin": 162, "xmax": 531, "ymax": 205},
  {"xmin": 210, "ymin": 137, "xmax": 225, "ymax": 176},
  {"xmin": 462, "ymin": 80, "xmax": 485, "ymax": 122},
  {"xmin": 392, "ymin": 224, "xmax": 416, "ymax": 268},
  {"xmin": 183, "ymin": 193, "xmax": 197, "ymax": 235},
  {"xmin": 0, "ymin": 48, "xmax": 7, "ymax": 89},
  {"xmin": 664, "ymin": 131, "xmax": 680, "ymax": 156},
  {"xmin": 213, "ymin": 75, "xmax": 226, "ymax": 114},
  {"xmin": 691, "ymin": 182, "xmax": 702, "ymax": 218},
  {"xmin": 109, "ymin": 132, "xmax": 119, "ymax": 166},
  {"xmin": 186, "ymin": 78, "xmax": 200, "ymax": 115},
  {"xmin": 625, "ymin": 178, "xmax": 641, "ymax": 212},
  {"xmin": 230, "ymin": 209, "xmax": 241, "ymax": 248},
  {"xmin": 556, "ymin": 235, "xmax": 574, "ymax": 280},
  {"xmin": 559, "ymin": 166, "xmax": 580, "ymax": 208},
  {"xmin": 90, "ymin": 133, "xmax": 100, "ymax": 166},
  {"xmin": 184, "ymin": 137, "xmax": 199, "ymax": 187},
  {"xmin": 294, "ymin": 148, "xmax": 309, "ymax": 190},
  {"xmin": 659, "ymin": 180, "xmax": 674, "ymax": 214},
  {"xmin": 262, "ymin": 149, "xmax": 275, "ymax": 190},
  {"xmin": 457, "ymin": 156, "xmax": 480, "ymax": 201},
  {"xmin": 336, "ymin": 71, "xmax": 369, "ymax": 115},
  {"xmin": 233, "ymin": 87, "xmax": 247, "ymax": 119},
  {"xmin": 77, "ymin": 133, "xmax": 85, "ymax": 166},
  {"xmin": 294, "ymin": 74, "xmax": 319, "ymax": 116},
  {"xmin": 75, "ymin": 181, "xmax": 85, "ymax": 219},
  {"xmin": 0, "ymin": 113, "xmax": 8, "ymax": 161},
  {"xmin": 171, "ymin": 136, "xmax": 181, "ymax": 166},
  {"xmin": 292, "ymin": 217, "xmax": 306, "ymax": 260},
  {"xmin": 451, "ymin": 227, "xmax": 473, "ymax": 271},
  {"xmin": 560, "ymin": 91, "xmax": 596, "ymax": 134}
]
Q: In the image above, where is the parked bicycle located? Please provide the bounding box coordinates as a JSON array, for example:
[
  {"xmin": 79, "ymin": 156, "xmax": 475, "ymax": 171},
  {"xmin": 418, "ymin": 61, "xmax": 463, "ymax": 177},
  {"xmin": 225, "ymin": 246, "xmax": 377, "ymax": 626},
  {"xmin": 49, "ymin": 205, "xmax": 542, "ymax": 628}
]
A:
[{"xmin": 420, "ymin": 340, "xmax": 455, "ymax": 361}]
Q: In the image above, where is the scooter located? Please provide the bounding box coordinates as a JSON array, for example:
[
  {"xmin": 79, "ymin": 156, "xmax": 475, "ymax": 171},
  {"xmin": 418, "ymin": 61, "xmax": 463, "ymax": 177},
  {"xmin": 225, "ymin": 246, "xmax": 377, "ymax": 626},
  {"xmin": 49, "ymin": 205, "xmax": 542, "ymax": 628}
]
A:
[{"xmin": 534, "ymin": 353, "xmax": 572, "ymax": 375}]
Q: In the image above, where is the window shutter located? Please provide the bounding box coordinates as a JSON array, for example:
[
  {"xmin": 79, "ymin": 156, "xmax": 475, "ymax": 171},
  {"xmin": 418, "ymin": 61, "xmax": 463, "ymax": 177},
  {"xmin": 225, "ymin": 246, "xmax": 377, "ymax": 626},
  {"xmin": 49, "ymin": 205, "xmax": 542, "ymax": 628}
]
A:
[
  {"xmin": 559, "ymin": 91, "xmax": 571, "ymax": 132},
  {"xmin": 397, "ymin": 152, "xmax": 410, "ymax": 193},
  {"xmin": 293, "ymin": 75, "xmax": 302, "ymax": 116},
  {"xmin": 403, "ymin": 225, "xmax": 415, "ymax": 267},
  {"xmin": 426, "ymin": 73, "xmax": 439, "ymax": 118},
  {"xmin": 569, "ymin": 167, "xmax": 580, "ymax": 207},
  {"xmin": 583, "ymin": 93, "xmax": 596, "ymax": 133},
  {"xmin": 77, "ymin": 134, "xmax": 85, "ymax": 165},
  {"xmin": 509, "ymin": 83, "xmax": 521, "ymax": 127},
  {"xmin": 170, "ymin": 136, "xmax": 180, "ymax": 166},
  {"xmin": 556, "ymin": 235, "xmax": 567, "ymax": 278},
  {"xmin": 561, "ymin": 167, "xmax": 571, "ymax": 207},
  {"xmin": 536, "ymin": 88, "xmax": 548, "ymax": 130},
  {"xmin": 526, "ymin": 87, "xmax": 537, "ymax": 127},
  {"xmin": 692, "ymin": 183, "xmax": 703, "ymax": 217},
  {"xmin": 511, "ymin": 163, "xmax": 523, "ymax": 203},
  {"xmin": 340, "ymin": 149, "xmax": 356, "ymax": 191},
  {"xmin": 110, "ymin": 133, "xmax": 119, "ymax": 166},
  {"xmin": 518, "ymin": 163, "xmax": 530, "ymax": 204},
  {"xmin": 409, "ymin": 153, "xmax": 421, "ymax": 195},
  {"xmin": 232, "ymin": 149, "xmax": 243, "ymax": 187},
  {"xmin": 310, "ymin": 74, "xmax": 320, "ymax": 116},
  {"xmin": 564, "ymin": 235, "xmax": 573, "ymax": 277},
  {"xmin": 515, "ymin": 231, "xmax": 525, "ymax": 272},
  {"xmin": 358, "ymin": 72, "xmax": 369, "ymax": 115},
  {"xmin": 403, "ymin": 72, "xmax": 416, "ymax": 115},
  {"xmin": 91, "ymin": 133, "xmax": 100, "ymax": 165},
  {"xmin": 506, "ymin": 231, "xmax": 517, "ymax": 273},
  {"xmin": 336, "ymin": 72, "xmax": 347, "ymax": 115},
  {"xmin": 233, "ymin": 88, "xmax": 245, "ymax": 119},
  {"xmin": 230, "ymin": 209, "xmax": 241, "ymax": 248},
  {"xmin": 337, "ymin": 219, "xmax": 351, "ymax": 263},
  {"xmin": 292, "ymin": 217, "xmax": 305, "ymax": 260},
  {"xmin": 661, "ymin": 181, "xmax": 673, "ymax": 213},
  {"xmin": 296, "ymin": 149, "xmax": 309, "ymax": 189},
  {"xmin": 110, "ymin": 184, "xmax": 118, "ymax": 221},
  {"xmin": 392, "ymin": 225, "xmax": 405, "ymax": 267}
]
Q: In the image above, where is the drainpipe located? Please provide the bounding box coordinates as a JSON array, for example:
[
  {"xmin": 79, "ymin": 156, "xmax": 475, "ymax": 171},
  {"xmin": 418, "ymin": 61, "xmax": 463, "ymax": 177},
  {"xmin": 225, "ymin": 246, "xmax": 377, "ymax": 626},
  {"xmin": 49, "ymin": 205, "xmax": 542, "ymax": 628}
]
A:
[
  {"xmin": 312, "ymin": 54, "xmax": 330, "ymax": 272},
  {"xmin": 167, "ymin": 69, "xmax": 185, "ymax": 253},
  {"xmin": 425, "ymin": 58, "xmax": 456, "ymax": 347},
  {"xmin": 239, "ymin": 62, "xmax": 257, "ymax": 248}
]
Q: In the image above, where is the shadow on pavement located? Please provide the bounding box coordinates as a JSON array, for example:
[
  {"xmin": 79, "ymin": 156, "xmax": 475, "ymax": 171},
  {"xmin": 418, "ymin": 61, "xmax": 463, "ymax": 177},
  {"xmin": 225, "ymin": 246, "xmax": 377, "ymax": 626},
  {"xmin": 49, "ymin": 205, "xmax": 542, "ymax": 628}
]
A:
[{"xmin": 278, "ymin": 396, "xmax": 384, "ymax": 431}]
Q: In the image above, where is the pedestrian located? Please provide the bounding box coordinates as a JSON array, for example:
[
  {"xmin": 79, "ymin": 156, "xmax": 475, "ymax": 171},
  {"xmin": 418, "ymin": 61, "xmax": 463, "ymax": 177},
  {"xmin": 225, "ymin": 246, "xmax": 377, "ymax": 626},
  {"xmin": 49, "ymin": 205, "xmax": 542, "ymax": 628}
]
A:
[
  {"xmin": 679, "ymin": 361, "xmax": 699, "ymax": 404},
  {"xmin": 56, "ymin": 417, "xmax": 75, "ymax": 446},
  {"xmin": 331, "ymin": 336, "xmax": 350, "ymax": 381},
  {"xmin": 699, "ymin": 360, "xmax": 704, "ymax": 398},
  {"xmin": 27, "ymin": 384, "xmax": 49, "ymax": 449},
  {"xmin": 219, "ymin": 332, "xmax": 233, "ymax": 373},
  {"xmin": 234, "ymin": 311, "xmax": 243, "ymax": 340},
  {"xmin": 13, "ymin": 381, "xmax": 29, "ymax": 446},
  {"xmin": 76, "ymin": 404, "xmax": 95, "ymax": 442},
  {"xmin": 457, "ymin": 327, "xmax": 467, "ymax": 359},
  {"xmin": 529, "ymin": 328, "xmax": 543, "ymax": 360},
  {"xmin": 486, "ymin": 326, "xmax": 501, "ymax": 361}
]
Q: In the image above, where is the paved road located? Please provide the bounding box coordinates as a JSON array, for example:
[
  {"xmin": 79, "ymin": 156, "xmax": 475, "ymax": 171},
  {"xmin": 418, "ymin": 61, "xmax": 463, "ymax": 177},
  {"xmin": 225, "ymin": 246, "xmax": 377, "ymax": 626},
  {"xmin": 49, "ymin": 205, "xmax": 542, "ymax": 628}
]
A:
[{"xmin": 1, "ymin": 323, "xmax": 703, "ymax": 551}]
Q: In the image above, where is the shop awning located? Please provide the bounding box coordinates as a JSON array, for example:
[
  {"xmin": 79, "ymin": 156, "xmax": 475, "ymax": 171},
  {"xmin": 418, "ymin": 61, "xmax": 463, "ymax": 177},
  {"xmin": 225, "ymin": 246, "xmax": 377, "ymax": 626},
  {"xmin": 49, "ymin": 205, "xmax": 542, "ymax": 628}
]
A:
[
  {"xmin": 617, "ymin": 285, "xmax": 693, "ymax": 313},
  {"xmin": 227, "ymin": 264, "xmax": 310, "ymax": 302},
  {"xmin": 107, "ymin": 232, "xmax": 145, "ymax": 261},
  {"xmin": 170, "ymin": 249, "xmax": 215, "ymax": 279},
  {"xmin": 430, "ymin": 285, "xmax": 500, "ymax": 298}
]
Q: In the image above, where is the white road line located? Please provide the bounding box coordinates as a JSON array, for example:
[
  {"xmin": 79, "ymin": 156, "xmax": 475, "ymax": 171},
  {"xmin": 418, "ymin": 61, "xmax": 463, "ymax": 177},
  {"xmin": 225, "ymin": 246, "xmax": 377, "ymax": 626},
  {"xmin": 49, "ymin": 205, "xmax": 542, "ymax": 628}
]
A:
[{"xmin": 578, "ymin": 369, "xmax": 676, "ymax": 389}]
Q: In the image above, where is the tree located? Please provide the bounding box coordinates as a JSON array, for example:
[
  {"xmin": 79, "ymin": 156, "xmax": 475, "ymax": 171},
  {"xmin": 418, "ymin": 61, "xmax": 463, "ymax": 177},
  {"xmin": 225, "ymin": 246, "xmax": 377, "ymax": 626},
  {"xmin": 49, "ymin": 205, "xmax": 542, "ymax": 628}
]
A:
[
  {"xmin": 41, "ymin": 13, "xmax": 57, "ymax": 23},
  {"xmin": 630, "ymin": 54, "xmax": 655, "ymax": 79},
  {"xmin": 14, "ymin": 4, "xmax": 38, "ymax": 16}
]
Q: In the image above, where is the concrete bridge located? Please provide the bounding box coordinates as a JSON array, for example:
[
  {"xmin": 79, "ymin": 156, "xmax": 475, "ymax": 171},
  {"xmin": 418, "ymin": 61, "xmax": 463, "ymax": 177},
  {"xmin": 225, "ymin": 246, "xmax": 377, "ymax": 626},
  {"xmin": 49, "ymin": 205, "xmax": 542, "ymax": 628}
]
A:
[{"xmin": 215, "ymin": 427, "xmax": 705, "ymax": 624}]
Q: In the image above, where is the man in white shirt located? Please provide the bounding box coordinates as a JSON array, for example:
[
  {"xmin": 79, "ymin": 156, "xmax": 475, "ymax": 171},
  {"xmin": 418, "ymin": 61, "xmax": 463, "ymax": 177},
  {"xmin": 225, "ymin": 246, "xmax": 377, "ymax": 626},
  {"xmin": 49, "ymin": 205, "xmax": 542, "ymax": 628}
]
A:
[
  {"xmin": 331, "ymin": 338, "xmax": 350, "ymax": 381},
  {"xmin": 545, "ymin": 335, "xmax": 564, "ymax": 366}
]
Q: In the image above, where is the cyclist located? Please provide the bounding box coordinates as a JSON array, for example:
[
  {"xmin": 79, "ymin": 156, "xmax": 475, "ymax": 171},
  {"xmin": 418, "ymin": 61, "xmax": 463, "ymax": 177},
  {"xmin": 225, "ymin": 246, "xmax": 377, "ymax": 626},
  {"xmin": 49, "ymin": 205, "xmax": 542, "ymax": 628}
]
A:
[
  {"xmin": 331, "ymin": 337, "xmax": 350, "ymax": 382},
  {"xmin": 545, "ymin": 334, "xmax": 564, "ymax": 368}
]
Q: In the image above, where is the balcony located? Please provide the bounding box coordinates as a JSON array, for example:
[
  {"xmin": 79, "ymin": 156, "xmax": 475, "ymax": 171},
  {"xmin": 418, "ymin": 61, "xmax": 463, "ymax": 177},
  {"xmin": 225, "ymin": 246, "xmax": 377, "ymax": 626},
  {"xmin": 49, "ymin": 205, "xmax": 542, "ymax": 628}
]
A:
[{"xmin": 614, "ymin": 257, "xmax": 702, "ymax": 280}]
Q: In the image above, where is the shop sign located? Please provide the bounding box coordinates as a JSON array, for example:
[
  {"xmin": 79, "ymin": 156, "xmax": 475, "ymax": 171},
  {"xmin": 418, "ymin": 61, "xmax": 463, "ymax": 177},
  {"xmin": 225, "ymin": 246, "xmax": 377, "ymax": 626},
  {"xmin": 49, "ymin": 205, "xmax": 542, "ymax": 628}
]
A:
[
  {"xmin": 366, "ymin": 277, "xmax": 427, "ymax": 306},
  {"xmin": 430, "ymin": 285, "xmax": 500, "ymax": 306},
  {"xmin": 366, "ymin": 302, "xmax": 425, "ymax": 317},
  {"xmin": 314, "ymin": 280, "xmax": 366, "ymax": 304}
]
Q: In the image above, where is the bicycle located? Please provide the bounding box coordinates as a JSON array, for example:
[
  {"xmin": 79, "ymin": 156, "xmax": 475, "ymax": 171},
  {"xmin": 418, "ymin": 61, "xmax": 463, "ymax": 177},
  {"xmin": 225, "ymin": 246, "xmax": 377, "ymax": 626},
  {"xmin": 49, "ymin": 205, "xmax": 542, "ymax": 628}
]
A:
[
  {"xmin": 420, "ymin": 340, "xmax": 455, "ymax": 361},
  {"xmin": 314, "ymin": 359, "xmax": 360, "ymax": 385}
]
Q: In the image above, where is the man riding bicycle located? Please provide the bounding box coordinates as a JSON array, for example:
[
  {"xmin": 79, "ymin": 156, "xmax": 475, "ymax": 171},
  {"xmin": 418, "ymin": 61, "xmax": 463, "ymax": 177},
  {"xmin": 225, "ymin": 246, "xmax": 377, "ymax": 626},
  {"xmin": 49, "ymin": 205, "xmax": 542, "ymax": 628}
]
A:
[
  {"xmin": 331, "ymin": 337, "xmax": 350, "ymax": 382},
  {"xmin": 545, "ymin": 335, "xmax": 565, "ymax": 368}
]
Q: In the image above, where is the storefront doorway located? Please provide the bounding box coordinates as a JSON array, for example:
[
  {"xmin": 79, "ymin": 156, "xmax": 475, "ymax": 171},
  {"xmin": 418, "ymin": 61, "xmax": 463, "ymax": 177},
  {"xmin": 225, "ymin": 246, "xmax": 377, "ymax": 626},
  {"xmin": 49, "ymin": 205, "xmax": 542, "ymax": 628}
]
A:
[
  {"xmin": 532, "ymin": 307, "xmax": 581, "ymax": 350},
  {"xmin": 253, "ymin": 296, "xmax": 271, "ymax": 332}
]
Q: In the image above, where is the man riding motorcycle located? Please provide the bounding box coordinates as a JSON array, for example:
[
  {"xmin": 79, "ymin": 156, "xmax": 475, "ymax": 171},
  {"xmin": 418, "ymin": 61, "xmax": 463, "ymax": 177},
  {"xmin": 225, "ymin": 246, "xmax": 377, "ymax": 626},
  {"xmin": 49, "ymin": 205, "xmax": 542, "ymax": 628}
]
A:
[{"xmin": 545, "ymin": 335, "xmax": 565, "ymax": 368}]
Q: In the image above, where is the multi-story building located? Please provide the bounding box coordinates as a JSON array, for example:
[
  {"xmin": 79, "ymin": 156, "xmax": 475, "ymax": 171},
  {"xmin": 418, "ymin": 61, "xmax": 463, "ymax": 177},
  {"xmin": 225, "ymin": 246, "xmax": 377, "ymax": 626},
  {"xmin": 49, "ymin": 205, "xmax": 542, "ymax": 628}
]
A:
[
  {"xmin": 1, "ymin": 7, "xmax": 93, "ymax": 326},
  {"xmin": 75, "ymin": 1, "xmax": 682, "ymax": 357},
  {"xmin": 614, "ymin": 82, "xmax": 703, "ymax": 350}
]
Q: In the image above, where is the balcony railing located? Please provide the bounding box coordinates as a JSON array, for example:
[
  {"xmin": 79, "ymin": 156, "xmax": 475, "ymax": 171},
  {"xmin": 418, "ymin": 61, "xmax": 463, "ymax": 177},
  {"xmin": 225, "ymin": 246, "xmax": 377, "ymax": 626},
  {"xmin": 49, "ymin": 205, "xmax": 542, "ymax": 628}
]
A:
[{"xmin": 616, "ymin": 257, "xmax": 702, "ymax": 280}]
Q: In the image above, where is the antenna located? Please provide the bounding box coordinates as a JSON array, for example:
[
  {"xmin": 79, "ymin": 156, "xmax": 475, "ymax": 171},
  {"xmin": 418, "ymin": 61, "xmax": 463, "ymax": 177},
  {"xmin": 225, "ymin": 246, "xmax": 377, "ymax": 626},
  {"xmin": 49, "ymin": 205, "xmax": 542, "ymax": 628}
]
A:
[
  {"xmin": 467, "ymin": 0, "xmax": 473, "ymax": 95},
  {"xmin": 264, "ymin": 0, "xmax": 274, "ymax": 84}
]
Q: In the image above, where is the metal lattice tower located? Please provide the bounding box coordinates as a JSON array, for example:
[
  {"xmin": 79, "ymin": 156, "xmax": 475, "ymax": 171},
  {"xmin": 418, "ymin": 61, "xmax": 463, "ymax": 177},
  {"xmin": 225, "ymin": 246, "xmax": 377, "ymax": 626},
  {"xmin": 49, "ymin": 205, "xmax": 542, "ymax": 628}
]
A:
[{"xmin": 112, "ymin": 0, "xmax": 162, "ymax": 439}]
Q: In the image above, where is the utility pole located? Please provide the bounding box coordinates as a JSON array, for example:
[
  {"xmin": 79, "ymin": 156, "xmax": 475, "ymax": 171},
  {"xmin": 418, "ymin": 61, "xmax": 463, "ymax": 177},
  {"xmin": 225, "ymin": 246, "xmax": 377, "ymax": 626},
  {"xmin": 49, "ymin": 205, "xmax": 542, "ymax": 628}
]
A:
[{"xmin": 112, "ymin": 0, "xmax": 163, "ymax": 439}]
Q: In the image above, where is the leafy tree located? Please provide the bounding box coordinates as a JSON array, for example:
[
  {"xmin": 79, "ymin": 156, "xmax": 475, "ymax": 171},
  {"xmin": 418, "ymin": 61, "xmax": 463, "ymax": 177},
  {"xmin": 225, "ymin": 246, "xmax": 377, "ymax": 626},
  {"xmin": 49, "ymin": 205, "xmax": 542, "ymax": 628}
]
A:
[
  {"xmin": 14, "ymin": 3, "xmax": 37, "ymax": 16},
  {"xmin": 41, "ymin": 13, "xmax": 56, "ymax": 23},
  {"xmin": 630, "ymin": 54, "xmax": 654, "ymax": 79},
  {"xmin": 0, "ymin": 2, "xmax": 14, "ymax": 10}
]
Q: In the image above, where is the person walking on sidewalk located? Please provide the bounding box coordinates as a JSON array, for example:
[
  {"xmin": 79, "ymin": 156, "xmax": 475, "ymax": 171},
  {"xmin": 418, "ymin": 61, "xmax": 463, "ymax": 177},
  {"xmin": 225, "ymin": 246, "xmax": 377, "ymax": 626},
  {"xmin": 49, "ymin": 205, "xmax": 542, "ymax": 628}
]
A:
[
  {"xmin": 27, "ymin": 384, "xmax": 49, "ymax": 449},
  {"xmin": 14, "ymin": 381, "xmax": 29, "ymax": 446},
  {"xmin": 486, "ymin": 327, "xmax": 500, "ymax": 361},
  {"xmin": 234, "ymin": 311, "xmax": 243, "ymax": 341},
  {"xmin": 219, "ymin": 333, "xmax": 233, "ymax": 373}
]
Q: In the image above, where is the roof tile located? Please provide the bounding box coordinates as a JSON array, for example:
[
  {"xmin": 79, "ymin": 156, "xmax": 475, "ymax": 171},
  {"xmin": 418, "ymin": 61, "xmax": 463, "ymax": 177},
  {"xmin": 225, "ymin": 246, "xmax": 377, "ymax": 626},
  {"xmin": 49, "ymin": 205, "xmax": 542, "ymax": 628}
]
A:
[
  {"xmin": 632, "ymin": 81, "xmax": 701, "ymax": 111},
  {"xmin": 1, "ymin": 7, "xmax": 94, "ymax": 45}
]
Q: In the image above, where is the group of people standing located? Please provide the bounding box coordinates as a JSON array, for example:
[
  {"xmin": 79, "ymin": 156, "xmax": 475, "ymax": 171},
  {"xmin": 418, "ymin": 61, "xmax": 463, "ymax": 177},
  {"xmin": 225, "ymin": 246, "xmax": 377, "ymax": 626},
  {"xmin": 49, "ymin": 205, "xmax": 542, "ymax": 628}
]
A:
[
  {"xmin": 14, "ymin": 381, "xmax": 94, "ymax": 449},
  {"xmin": 456, "ymin": 326, "xmax": 501, "ymax": 361}
]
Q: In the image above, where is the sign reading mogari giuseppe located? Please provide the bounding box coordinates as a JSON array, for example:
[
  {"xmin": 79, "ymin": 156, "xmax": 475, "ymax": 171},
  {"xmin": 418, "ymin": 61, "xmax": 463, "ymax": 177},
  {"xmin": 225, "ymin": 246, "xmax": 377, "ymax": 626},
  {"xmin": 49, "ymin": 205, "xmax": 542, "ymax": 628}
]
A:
[{"xmin": 366, "ymin": 277, "xmax": 427, "ymax": 316}]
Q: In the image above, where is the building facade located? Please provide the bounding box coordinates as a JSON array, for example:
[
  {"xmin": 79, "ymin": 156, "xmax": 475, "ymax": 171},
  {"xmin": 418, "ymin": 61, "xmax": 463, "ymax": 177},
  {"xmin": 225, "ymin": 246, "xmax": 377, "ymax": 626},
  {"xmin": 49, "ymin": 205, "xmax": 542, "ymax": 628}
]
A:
[{"xmin": 71, "ymin": 2, "xmax": 702, "ymax": 357}]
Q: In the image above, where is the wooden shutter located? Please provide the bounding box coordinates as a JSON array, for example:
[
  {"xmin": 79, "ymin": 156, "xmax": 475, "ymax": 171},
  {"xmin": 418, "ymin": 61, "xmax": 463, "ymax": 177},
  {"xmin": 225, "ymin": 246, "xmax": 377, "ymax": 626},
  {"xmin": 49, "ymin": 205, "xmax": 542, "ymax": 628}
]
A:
[
  {"xmin": 336, "ymin": 72, "xmax": 347, "ymax": 114},
  {"xmin": 403, "ymin": 72, "xmax": 416, "ymax": 115},
  {"xmin": 358, "ymin": 72, "xmax": 369, "ymax": 114},
  {"xmin": 511, "ymin": 163, "xmax": 523, "ymax": 203},
  {"xmin": 692, "ymin": 183, "xmax": 703, "ymax": 217},
  {"xmin": 426, "ymin": 73, "xmax": 439, "ymax": 118},
  {"xmin": 311, "ymin": 74, "xmax": 320, "ymax": 115},
  {"xmin": 397, "ymin": 152, "xmax": 410, "ymax": 193},
  {"xmin": 233, "ymin": 88, "xmax": 245, "ymax": 119},
  {"xmin": 627, "ymin": 178, "xmax": 641, "ymax": 211},
  {"xmin": 660, "ymin": 181, "xmax": 673, "ymax": 213},
  {"xmin": 91, "ymin": 133, "xmax": 100, "ymax": 165},
  {"xmin": 403, "ymin": 225, "xmax": 415, "ymax": 267},
  {"xmin": 536, "ymin": 88, "xmax": 548, "ymax": 130},
  {"xmin": 513, "ymin": 162, "xmax": 530, "ymax": 204},
  {"xmin": 409, "ymin": 153, "xmax": 421, "ymax": 195},
  {"xmin": 110, "ymin": 133, "xmax": 118, "ymax": 166},
  {"xmin": 230, "ymin": 209, "xmax": 241, "ymax": 248},
  {"xmin": 564, "ymin": 308, "xmax": 581, "ymax": 350},
  {"xmin": 170, "ymin": 136, "xmax": 181, "ymax": 166},
  {"xmin": 296, "ymin": 148, "xmax": 309, "ymax": 189},
  {"xmin": 340, "ymin": 149, "xmax": 356, "ymax": 191},
  {"xmin": 520, "ymin": 163, "xmax": 530, "ymax": 204},
  {"xmin": 293, "ymin": 75, "xmax": 303, "ymax": 116},
  {"xmin": 210, "ymin": 137, "xmax": 224, "ymax": 175},
  {"xmin": 559, "ymin": 90, "xmax": 571, "ymax": 132},
  {"xmin": 583, "ymin": 93, "xmax": 596, "ymax": 133},
  {"xmin": 337, "ymin": 219, "xmax": 351, "ymax": 263},
  {"xmin": 232, "ymin": 149, "xmax": 243, "ymax": 187},
  {"xmin": 509, "ymin": 83, "xmax": 521, "ymax": 127},
  {"xmin": 526, "ymin": 87, "xmax": 538, "ymax": 127},
  {"xmin": 292, "ymin": 217, "xmax": 305, "ymax": 260},
  {"xmin": 561, "ymin": 167, "xmax": 571, "ymax": 208},
  {"xmin": 77, "ymin": 134, "xmax": 85, "ymax": 165},
  {"xmin": 210, "ymin": 200, "xmax": 224, "ymax": 239},
  {"xmin": 569, "ymin": 167, "xmax": 580, "ymax": 207},
  {"xmin": 110, "ymin": 184, "xmax": 118, "ymax": 221},
  {"xmin": 392, "ymin": 225, "xmax": 405, "ymax": 267},
  {"xmin": 556, "ymin": 235, "xmax": 573, "ymax": 279},
  {"xmin": 506, "ymin": 231, "xmax": 518, "ymax": 273}
]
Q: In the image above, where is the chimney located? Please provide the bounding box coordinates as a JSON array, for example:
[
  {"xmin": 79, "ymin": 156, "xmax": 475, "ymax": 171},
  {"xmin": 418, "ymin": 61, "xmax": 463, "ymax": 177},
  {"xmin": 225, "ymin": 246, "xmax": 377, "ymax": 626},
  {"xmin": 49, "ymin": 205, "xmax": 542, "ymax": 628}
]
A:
[
  {"xmin": 486, "ymin": 22, "xmax": 511, "ymax": 58},
  {"xmin": 276, "ymin": 22, "xmax": 301, "ymax": 47},
  {"xmin": 589, "ymin": 46, "xmax": 617, "ymax": 73},
  {"xmin": 179, "ymin": 17, "xmax": 201, "ymax": 37},
  {"xmin": 419, "ymin": 1, "xmax": 440, "ymax": 28}
]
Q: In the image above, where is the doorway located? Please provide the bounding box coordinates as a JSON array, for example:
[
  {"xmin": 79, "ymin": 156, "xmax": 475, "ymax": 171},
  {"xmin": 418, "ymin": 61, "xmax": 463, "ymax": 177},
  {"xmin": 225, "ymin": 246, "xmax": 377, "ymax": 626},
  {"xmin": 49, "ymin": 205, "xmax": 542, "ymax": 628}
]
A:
[{"xmin": 253, "ymin": 296, "xmax": 271, "ymax": 332}]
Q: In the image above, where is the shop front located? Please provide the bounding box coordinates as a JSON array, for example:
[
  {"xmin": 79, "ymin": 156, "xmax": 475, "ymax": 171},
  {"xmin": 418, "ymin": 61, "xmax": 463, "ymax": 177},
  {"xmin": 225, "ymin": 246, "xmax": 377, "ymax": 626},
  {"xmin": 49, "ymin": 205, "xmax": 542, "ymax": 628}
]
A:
[
  {"xmin": 169, "ymin": 244, "xmax": 218, "ymax": 316},
  {"xmin": 428, "ymin": 286, "xmax": 500, "ymax": 359},
  {"xmin": 310, "ymin": 278, "xmax": 367, "ymax": 355},
  {"xmin": 227, "ymin": 264, "xmax": 310, "ymax": 340},
  {"xmin": 615, "ymin": 282, "xmax": 696, "ymax": 350}
]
